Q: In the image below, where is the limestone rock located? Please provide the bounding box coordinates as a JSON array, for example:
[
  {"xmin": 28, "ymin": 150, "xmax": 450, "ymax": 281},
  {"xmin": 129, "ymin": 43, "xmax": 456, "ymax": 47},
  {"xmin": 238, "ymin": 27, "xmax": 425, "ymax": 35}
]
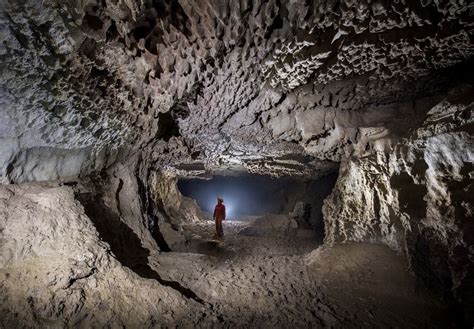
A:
[
  {"xmin": 323, "ymin": 90, "xmax": 474, "ymax": 320},
  {"xmin": 0, "ymin": 0, "xmax": 473, "ymax": 326},
  {"xmin": 2, "ymin": 0, "xmax": 473, "ymax": 180},
  {"xmin": 0, "ymin": 182, "xmax": 212, "ymax": 327},
  {"xmin": 150, "ymin": 170, "xmax": 205, "ymax": 225},
  {"xmin": 240, "ymin": 214, "xmax": 298, "ymax": 236}
]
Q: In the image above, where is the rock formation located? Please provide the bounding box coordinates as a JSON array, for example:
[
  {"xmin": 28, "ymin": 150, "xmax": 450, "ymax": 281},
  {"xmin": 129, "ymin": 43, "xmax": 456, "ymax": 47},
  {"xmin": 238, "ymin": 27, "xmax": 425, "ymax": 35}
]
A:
[
  {"xmin": 0, "ymin": 0, "xmax": 473, "ymax": 327},
  {"xmin": 2, "ymin": 0, "xmax": 472, "ymax": 181},
  {"xmin": 324, "ymin": 87, "xmax": 474, "ymax": 319},
  {"xmin": 0, "ymin": 183, "xmax": 210, "ymax": 327}
]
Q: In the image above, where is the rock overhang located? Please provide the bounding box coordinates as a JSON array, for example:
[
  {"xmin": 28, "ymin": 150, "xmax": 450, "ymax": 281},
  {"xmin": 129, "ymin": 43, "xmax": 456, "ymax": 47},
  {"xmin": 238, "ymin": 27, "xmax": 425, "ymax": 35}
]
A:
[{"xmin": 1, "ymin": 0, "xmax": 473, "ymax": 181}]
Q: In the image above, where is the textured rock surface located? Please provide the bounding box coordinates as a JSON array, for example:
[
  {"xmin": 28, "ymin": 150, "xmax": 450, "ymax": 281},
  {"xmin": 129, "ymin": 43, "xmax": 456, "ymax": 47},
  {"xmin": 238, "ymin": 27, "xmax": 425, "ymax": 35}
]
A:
[
  {"xmin": 238, "ymin": 213, "xmax": 298, "ymax": 236},
  {"xmin": 150, "ymin": 170, "xmax": 204, "ymax": 224},
  {"xmin": 1, "ymin": 0, "xmax": 473, "ymax": 180},
  {"xmin": 0, "ymin": 187, "xmax": 454, "ymax": 327},
  {"xmin": 323, "ymin": 88, "xmax": 474, "ymax": 321},
  {"xmin": 1, "ymin": 0, "xmax": 473, "ymax": 326},
  {"xmin": 0, "ymin": 183, "xmax": 211, "ymax": 327}
]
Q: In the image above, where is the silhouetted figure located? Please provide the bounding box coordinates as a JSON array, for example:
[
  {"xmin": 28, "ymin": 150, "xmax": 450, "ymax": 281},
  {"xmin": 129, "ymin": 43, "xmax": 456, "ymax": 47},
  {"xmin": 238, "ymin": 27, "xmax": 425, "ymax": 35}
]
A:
[{"xmin": 213, "ymin": 197, "xmax": 226, "ymax": 238}]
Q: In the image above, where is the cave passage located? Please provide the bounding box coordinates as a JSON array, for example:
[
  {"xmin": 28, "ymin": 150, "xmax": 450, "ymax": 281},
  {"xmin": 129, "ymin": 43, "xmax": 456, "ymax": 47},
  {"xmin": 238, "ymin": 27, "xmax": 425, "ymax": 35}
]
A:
[
  {"xmin": 2, "ymin": 0, "xmax": 473, "ymax": 326},
  {"xmin": 178, "ymin": 173, "xmax": 338, "ymax": 227},
  {"xmin": 178, "ymin": 175, "xmax": 289, "ymax": 218}
]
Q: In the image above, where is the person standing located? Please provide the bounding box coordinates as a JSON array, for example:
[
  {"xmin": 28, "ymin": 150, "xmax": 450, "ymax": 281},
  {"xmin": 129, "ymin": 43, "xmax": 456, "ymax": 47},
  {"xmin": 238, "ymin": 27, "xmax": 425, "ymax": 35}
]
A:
[{"xmin": 213, "ymin": 197, "xmax": 226, "ymax": 239}]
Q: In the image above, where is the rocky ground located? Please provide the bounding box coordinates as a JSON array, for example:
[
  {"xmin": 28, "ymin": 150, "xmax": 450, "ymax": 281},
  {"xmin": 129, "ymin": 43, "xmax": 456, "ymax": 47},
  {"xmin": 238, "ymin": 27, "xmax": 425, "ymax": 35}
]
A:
[
  {"xmin": 155, "ymin": 218, "xmax": 455, "ymax": 328},
  {"xmin": 0, "ymin": 183, "xmax": 460, "ymax": 328}
]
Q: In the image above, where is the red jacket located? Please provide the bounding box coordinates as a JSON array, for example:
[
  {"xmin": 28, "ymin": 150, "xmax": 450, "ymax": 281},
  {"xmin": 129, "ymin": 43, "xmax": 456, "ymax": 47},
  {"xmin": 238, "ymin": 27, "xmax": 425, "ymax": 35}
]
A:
[{"xmin": 213, "ymin": 204, "xmax": 226, "ymax": 220}]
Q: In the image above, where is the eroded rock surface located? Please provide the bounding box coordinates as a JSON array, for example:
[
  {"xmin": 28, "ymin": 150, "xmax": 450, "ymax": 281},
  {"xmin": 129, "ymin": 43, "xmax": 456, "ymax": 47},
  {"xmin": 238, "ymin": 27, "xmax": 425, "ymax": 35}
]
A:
[
  {"xmin": 1, "ymin": 0, "xmax": 473, "ymax": 327},
  {"xmin": 323, "ymin": 87, "xmax": 474, "ymax": 322},
  {"xmin": 1, "ymin": 0, "xmax": 473, "ymax": 180},
  {"xmin": 0, "ymin": 183, "xmax": 211, "ymax": 327},
  {"xmin": 0, "ymin": 187, "xmax": 455, "ymax": 327}
]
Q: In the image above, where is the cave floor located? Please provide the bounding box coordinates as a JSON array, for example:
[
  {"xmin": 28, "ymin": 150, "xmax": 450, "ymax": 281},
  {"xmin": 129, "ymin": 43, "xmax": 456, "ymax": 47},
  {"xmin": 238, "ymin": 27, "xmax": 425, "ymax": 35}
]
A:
[
  {"xmin": 149, "ymin": 220, "xmax": 454, "ymax": 328},
  {"xmin": 181, "ymin": 219, "xmax": 323, "ymax": 258}
]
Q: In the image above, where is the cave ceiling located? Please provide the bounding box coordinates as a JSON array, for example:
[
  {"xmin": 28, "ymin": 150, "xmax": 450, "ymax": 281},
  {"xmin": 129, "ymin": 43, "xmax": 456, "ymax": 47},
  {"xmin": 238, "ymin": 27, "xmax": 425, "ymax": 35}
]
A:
[{"xmin": 1, "ymin": 0, "xmax": 473, "ymax": 181}]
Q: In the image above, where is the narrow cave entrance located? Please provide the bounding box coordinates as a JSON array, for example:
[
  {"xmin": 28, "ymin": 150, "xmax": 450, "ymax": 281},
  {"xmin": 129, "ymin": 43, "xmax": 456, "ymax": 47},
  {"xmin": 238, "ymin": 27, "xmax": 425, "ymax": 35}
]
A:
[{"xmin": 177, "ymin": 172, "xmax": 339, "ymax": 240}]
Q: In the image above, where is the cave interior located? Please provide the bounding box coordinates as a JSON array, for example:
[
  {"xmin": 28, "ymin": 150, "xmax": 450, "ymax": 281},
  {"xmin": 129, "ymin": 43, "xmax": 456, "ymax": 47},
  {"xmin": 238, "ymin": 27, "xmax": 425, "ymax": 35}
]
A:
[{"xmin": 0, "ymin": 0, "xmax": 473, "ymax": 328}]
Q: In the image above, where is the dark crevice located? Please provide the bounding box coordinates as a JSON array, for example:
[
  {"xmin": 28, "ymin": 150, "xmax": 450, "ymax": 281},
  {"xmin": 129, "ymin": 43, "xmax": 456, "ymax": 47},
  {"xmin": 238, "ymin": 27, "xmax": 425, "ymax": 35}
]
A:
[
  {"xmin": 115, "ymin": 178, "xmax": 124, "ymax": 215},
  {"xmin": 151, "ymin": 227, "xmax": 172, "ymax": 252},
  {"xmin": 156, "ymin": 111, "xmax": 181, "ymax": 141},
  {"xmin": 264, "ymin": 1, "xmax": 284, "ymax": 40},
  {"xmin": 106, "ymin": 20, "xmax": 119, "ymax": 41},
  {"xmin": 75, "ymin": 193, "xmax": 157, "ymax": 278},
  {"xmin": 8, "ymin": 25, "xmax": 29, "ymax": 48},
  {"xmin": 273, "ymin": 93, "xmax": 287, "ymax": 107},
  {"xmin": 390, "ymin": 171, "xmax": 427, "ymax": 219},
  {"xmin": 4, "ymin": 13, "xmax": 29, "ymax": 48},
  {"xmin": 156, "ymin": 278, "xmax": 205, "ymax": 304},
  {"xmin": 136, "ymin": 175, "xmax": 172, "ymax": 252},
  {"xmin": 64, "ymin": 268, "xmax": 97, "ymax": 289},
  {"xmin": 5, "ymin": 162, "xmax": 15, "ymax": 176},
  {"xmin": 143, "ymin": 96, "xmax": 152, "ymax": 114},
  {"xmin": 75, "ymin": 192, "xmax": 203, "ymax": 303},
  {"xmin": 83, "ymin": 12, "xmax": 103, "ymax": 31},
  {"xmin": 305, "ymin": 129, "xmax": 332, "ymax": 145}
]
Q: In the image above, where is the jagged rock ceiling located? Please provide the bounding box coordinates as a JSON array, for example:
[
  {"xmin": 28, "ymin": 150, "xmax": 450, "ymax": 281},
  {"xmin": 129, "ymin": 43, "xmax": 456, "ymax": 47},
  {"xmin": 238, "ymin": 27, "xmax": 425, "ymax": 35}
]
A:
[{"xmin": 1, "ymin": 0, "xmax": 473, "ymax": 182}]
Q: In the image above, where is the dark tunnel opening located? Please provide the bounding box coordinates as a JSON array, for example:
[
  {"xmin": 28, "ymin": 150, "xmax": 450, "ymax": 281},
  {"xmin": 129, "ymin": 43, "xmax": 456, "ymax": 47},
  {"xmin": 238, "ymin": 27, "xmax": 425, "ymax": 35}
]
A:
[{"xmin": 177, "ymin": 172, "xmax": 339, "ymax": 234}]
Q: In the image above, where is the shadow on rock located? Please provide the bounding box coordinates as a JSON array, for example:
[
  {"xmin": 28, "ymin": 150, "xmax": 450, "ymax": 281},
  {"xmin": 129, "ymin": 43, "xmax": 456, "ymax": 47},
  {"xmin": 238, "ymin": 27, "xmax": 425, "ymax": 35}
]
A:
[
  {"xmin": 187, "ymin": 239, "xmax": 237, "ymax": 259},
  {"xmin": 76, "ymin": 193, "xmax": 160, "ymax": 280},
  {"xmin": 76, "ymin": 192, "xmax": 204, "ymax": 303}
]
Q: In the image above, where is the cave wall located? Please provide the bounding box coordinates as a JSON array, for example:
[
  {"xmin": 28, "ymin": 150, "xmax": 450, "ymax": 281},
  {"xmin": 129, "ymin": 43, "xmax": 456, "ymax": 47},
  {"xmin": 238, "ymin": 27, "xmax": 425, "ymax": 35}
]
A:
[
  {"xmin": 1, "ymin": 0, "xmax": 473, "ymax": 324},
  {"xmin": 323, "ymin": 87, "xmax": 474, "ymax": 322},
  {"xmin": 69, "ymin": 151, "xmax": 208, "ymax": 253},
  {"xmin": 150, "ymin": 170, "xmax": 204, "ymax": 224},
  {"xmin": 282, "ymin": 172, "xmax": 339, "ymax": 231},
  {"xmin": 0, "ymin": 1, "xmax": 142, "ymax": 184},
  {"xmin": 0, "ymin": 182, "xmax": 211, "ymax": 327},
  {"xmin": 74, "ymin": 157, "xmax": 162, "ymax": 254},
  {"xmin": 146, "ymin": 170, "xmax": 205, "ymax": 249}
]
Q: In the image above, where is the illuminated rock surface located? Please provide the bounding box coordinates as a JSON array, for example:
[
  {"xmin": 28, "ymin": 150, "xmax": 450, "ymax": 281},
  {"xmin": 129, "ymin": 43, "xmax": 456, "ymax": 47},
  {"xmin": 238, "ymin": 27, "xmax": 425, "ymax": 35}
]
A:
[
  {"xmin": 323, "ymin": 92, "xmax": 474, "ymax": 319},
  {"xmin": 0, "ymin": 185, "xmax": 452, "ymax": 327},
  {"xmin": 0, "ymin": 0, "xmax": 473, "ymax": 327},
  {"xmin": 2, "ymin": 0, "xmax": 473, "ymax": 180}
]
